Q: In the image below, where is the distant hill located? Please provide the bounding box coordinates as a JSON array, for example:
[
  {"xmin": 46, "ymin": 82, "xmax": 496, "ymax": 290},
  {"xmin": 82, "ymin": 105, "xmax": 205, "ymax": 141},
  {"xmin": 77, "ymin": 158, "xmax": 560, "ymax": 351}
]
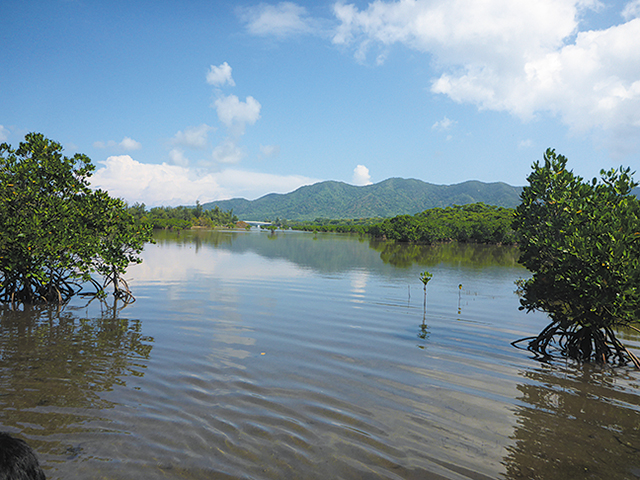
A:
[{"xmin": 202, "ymin": 178, "xmax": 524, "ymax": 221}]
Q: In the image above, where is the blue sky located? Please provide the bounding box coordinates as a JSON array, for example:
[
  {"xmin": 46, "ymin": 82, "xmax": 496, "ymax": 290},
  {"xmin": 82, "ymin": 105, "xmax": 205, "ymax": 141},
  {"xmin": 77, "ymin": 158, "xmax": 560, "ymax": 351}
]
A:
[{"xmin": 2, "ymin": 0, "xmax": 639, "ymax": 206}]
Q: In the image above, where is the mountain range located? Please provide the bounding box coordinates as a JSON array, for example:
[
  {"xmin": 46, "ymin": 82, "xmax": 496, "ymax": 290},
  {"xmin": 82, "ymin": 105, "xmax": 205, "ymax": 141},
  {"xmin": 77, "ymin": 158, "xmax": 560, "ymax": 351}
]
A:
[{"xmin": 202, "ymin": 178, "xmax": 524, "ymax": 221}]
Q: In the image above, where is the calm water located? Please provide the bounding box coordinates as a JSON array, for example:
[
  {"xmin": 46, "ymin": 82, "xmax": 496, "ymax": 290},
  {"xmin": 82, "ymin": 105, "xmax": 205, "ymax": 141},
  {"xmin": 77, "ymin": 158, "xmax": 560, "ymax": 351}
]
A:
[{"xmin": 1, "ymin": 230, "xmax": 639, "ymax": 479}]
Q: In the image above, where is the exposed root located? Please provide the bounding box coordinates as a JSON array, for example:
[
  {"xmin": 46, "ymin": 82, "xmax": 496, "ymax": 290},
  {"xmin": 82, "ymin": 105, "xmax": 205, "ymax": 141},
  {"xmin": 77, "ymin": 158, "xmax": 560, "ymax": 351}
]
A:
[{"xmin": 513, "ymin": 320, "xmax": 640, "ymax": 369}]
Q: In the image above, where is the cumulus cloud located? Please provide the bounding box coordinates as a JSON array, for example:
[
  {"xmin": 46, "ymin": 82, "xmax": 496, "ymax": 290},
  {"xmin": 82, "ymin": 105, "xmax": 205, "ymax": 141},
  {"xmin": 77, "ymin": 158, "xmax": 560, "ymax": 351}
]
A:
[
  {"xmin": 172, "ymin": 124, "xmax": 212, "ymax": 149},
  {"xmin": 90, "ymin": 155, "xmax": 319, "ymax": 206},
  {"xmin": 352, "ymin": 164, "xmax": 372, "ymax": 186},
  {"xmin": 332, "ymin": 0, "xmax": 640, "ymax": 152},
  {"xmin": 120, "ymin": 136, "xmax": 142, "ymax": 151},
  {"xmin": 169, "ymin": 148, "xmax": 190, "ymax": 167},
  {"xmin": 238, "ymin": 2, "xmax": 314, "ymax": 37},
  {"xmin": 206, "ymin": 62, "xmax": 236, "ymax": 87},
  {"xmin": 0, "ymin": 125, "xmax": 9, "ymax": 142},
  {"xmin": 211, "ymin": 92, "xmax": 262, "ymax": 165},
  {"xmin": 214, "ymin": 94, "xmax": 262, "ymax": 132},
  {"xmin": 332, "ymin": 0, "xmax": 582, "ymax": 66},
  {"xmin": 94, "ymin": 136, "xmax": 141, "ymax": 151},
  {"xmin": 212, "ymin": 138, "xmax": 246, "ymax": 164},
  {"xmin": 432, "ymin": 116, "xmax": 457, "ymax": 131}
]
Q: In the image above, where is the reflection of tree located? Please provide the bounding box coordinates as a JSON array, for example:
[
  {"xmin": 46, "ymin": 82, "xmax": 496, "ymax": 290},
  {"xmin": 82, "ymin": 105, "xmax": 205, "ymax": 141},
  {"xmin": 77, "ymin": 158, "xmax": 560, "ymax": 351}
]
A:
[
  {"xmin": 0, "ymin": 303, "xmax": 153, "ymax": 455},
  {"xmin": 371, "ymin": 240, "xmax": 521, "ymax": 268},
  {"xmin": 417, "ymin": 319, "xmax": 429, "ymax": 341},
  {"xmin": 502, "ymin": 363, "xmax": 640, "ymax": 479},
  {"xmin": 154, "ymin": 229, "xmax": 382, "ymax": 274},
  {"xmin": 151, "ymin": 230, "xmax": 524, "ymax": 276},
  {"xmin": 153, "ymin": 228, "xmax": 235, "ymax": 253}
]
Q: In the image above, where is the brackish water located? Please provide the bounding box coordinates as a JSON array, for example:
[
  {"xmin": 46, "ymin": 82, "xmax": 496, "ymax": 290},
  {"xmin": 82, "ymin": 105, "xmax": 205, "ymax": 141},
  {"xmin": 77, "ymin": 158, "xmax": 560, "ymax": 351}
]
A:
[{"xmin": 1, "ymin": 230, "xmax": 639, "ymax": 479}]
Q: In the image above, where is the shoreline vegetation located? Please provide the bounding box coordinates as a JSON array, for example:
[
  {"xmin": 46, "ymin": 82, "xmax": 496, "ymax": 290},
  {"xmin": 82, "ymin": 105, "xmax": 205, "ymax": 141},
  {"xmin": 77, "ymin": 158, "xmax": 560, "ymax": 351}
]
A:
[
  {"xmin": 0, "ymin": 134, "xmax": 153, "ymax": 306},
  {"xmin": 261, "ymin": 203, "xmax": 517, "ymax": 245},
  {"xmin": 132, "ymin": 201, "xmax": 517, "ymax": 246},
  {"xmin": 511, "ymin": 149, "xmax": 640, "ymax": 367},
  {"xmin": 128, "ymin": 201, "xmax": 239, "ymax": 230}
]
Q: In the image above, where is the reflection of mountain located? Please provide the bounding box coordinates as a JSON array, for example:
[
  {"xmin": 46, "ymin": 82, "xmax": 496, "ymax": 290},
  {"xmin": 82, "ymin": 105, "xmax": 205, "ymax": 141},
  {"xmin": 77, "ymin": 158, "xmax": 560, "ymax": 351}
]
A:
[
  {"xmin": 503, "ymin": 364, "xmax": 640, "ymax": 479},
  {"xmin": 0, "ymin": 303, "xmax": 153, "ymax": 454},
  {"xmin": 153, "ymin": 229, "xmax": 524, "ymax": 275}
]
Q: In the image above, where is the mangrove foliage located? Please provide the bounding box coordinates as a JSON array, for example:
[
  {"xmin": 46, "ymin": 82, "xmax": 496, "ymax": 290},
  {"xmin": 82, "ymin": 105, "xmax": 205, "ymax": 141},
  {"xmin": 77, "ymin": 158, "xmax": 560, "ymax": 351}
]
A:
[
  {"xmin": 129, "ymin": 202, "xmax": 238, "ymax": 230},
  {"xmin": 0, "ymin": 133, "xmax": 153, "ymax": 306},
  {"xmin": 513, "ymin": 149, "xmax": 640, "ymax": 367},
  {"xmin": 291, "ymin": 203, "xmax": 516, "ymax": 244}
]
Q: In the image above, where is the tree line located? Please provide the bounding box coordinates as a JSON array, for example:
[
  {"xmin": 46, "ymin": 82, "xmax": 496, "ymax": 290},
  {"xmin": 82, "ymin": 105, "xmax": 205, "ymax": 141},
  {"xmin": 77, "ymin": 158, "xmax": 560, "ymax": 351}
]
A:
[
  {"xmin": 288, "ymin": 203, "xmax": 516, "ymax": 244},
  {"xmin": 128, "ymin": 202, "xmax": 237, "ymax": 230}
]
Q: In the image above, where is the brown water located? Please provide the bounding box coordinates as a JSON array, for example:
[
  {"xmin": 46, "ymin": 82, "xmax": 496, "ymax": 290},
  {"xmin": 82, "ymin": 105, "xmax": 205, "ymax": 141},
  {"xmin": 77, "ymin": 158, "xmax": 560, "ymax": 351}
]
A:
[{"xmin": 1, "ymin": 230, "xmax": 639, "ymax": 479}]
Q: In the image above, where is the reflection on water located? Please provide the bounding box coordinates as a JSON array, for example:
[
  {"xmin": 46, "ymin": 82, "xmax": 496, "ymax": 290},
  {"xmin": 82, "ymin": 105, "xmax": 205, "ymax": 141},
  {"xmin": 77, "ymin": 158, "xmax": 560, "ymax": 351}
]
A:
[
  {"xmin": 371, "ymin": 240, "xmax": 521, "ymax": 268},
  {"xmin": 1, "ymin": 230, "xmax": 639, "ymax": 479},
  {"xmin": 150, "ymin": 229, "xmax": 522, "ymax": 279},
  {"xmin": 504, "ymin": 363, "xmax": 640, "ymax": 479},
  {"xmin": 0, "ymin": 301, "xmax": 153, "ymax": 457}
]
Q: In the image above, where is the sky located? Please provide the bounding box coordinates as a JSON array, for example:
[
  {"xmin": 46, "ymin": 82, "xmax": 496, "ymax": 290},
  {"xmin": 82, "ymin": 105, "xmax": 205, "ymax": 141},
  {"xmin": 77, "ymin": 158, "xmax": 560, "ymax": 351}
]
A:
[{"xmin": 2, "ymin": 0, "xmax": 640, "ymax": 206}]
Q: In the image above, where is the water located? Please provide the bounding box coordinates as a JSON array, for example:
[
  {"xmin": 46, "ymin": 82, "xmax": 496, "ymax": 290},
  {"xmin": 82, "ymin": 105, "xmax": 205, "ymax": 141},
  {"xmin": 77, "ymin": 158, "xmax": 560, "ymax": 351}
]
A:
[{"xmin": 1, "ymin": 230, "xmax": 639, "ymax": 479}]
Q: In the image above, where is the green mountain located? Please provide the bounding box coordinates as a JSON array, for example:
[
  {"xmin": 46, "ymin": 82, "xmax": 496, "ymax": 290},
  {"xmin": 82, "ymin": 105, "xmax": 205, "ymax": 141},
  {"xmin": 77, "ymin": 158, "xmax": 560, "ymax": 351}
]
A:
[{"xmin": 202, "ymin": 178, "xmax": 524, "ymax": 221}]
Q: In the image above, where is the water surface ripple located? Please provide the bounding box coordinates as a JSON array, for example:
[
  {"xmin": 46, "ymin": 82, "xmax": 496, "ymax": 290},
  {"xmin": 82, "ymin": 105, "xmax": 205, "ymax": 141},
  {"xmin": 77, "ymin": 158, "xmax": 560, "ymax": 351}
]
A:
[{"xmin": 1, "ymin": 230, "xmax": 639, "ymax": 479}]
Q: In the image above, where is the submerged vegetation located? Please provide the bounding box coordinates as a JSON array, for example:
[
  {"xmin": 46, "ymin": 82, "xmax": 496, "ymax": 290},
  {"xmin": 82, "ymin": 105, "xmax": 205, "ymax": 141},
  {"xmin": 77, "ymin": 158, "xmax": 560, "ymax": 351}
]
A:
[
  {"xmin": 512, "ymin": 149, "xmax": 640, "ymax": 368},
  {"xmin": 0, "ymin": 134, "xmax": 153, "ymax": 306}
]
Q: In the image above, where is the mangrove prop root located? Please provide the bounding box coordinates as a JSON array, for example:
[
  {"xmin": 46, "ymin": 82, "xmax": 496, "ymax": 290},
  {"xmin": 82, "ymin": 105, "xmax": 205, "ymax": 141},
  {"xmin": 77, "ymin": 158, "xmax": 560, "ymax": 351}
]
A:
[
  {"xmin": 2, "ymin": 267, "xmax": 136, "ymax": 308},
  {"xmin": 513, "ymin": 321, "xmax": 640, "ymax": 369}
]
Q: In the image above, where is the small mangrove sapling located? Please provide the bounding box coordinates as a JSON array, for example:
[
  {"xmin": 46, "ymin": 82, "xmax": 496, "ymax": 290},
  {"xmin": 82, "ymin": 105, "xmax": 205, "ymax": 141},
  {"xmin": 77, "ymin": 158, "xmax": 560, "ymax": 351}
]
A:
[
  {"xmin": 418, "ymin": 271, "xmax": 433, "ymax": 339},
  {"xmin": 419, "ymin": 271, "xmax": 432, "ymax": 310}
]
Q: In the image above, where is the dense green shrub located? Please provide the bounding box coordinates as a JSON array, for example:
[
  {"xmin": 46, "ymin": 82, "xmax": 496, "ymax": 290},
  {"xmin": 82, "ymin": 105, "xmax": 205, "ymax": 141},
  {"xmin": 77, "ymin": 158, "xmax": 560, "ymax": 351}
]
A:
[
  {"xmin": 0, "ymin": 133, "xmax": 152, "ymax": 305},
  {"xmin": 131, "ymin": 203, "xmax": 237, "ymax": 230},
  {"xmin": 365, "ymin": 203, "xmax": 516, "ymax": 244},
  {"xmin": 513, "ymin": 149, "xmax": 640, "ymax": 367},
  {"xmin": 291, "ymin": 204, "xmax": 515, "ymax": 245}
]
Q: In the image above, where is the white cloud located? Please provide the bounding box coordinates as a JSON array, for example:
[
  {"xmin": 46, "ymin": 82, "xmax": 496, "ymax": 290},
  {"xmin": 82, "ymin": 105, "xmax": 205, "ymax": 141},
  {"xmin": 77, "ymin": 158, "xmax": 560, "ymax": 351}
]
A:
[
  {"xmin": 623, "ymin": 0, "xmax": 640, "ymax": 20},
  {"xmin": 169, "ymin": 148, "xmax": 190, "ymax": 167},
  {"xmin": 206, "ymin": 62, "xmax": 236, "ymax": 87},
  {"xmin": 172, "ymin": 124, "xmax": 212, "ymax": 149},
  {"xmin": 238, "ymin": 2, "xmax": 313, "ymax": 37},
  {"xmin": 352, "ymin": 164, "xmax": 372, "ymax": 185},
  {"xmin": 212, "ymin": 95, "xmax": 261, "ymax": 162},
  {"xmin": 94, "ymin": 136, "xmax": 141, "ymax": 151},
  {"xmin": 214, "ymin": 94, "xmax": 262, "ymax": 131},
  {"xmin": 519, "ymin": 139, "xmax": 534, "ymax": 148},
  {"xmin": 260, "ymin": 144, "xmax": 281, "ymax": 157},
  {"xmin": 432, "ymin": 116, "xmax": 457, "ymax": 130},
  {"xmin": 0, "ymin": 125, "xmax": 9, "ymax": 142},
  {"xmin": 208, "ymin": 70, "xmax": 262, "ymax": 166},
  {"xmin": 90, "ymin": 155, "xmax": 319, "ymax": 205},
  {"xmin": 332, "ymin": 0, "xmax": 640, "ymax": 151},
  {"xmin": 120, "ymin": 136, "xmax": 141, "ymax": 151},
  {"xmin": 212, "ymin": 138, "xmax": 246, "ymax": 164},
  {"xmin": 333, "ymin": 0, "xmax": 582, "ymax": 65}
]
